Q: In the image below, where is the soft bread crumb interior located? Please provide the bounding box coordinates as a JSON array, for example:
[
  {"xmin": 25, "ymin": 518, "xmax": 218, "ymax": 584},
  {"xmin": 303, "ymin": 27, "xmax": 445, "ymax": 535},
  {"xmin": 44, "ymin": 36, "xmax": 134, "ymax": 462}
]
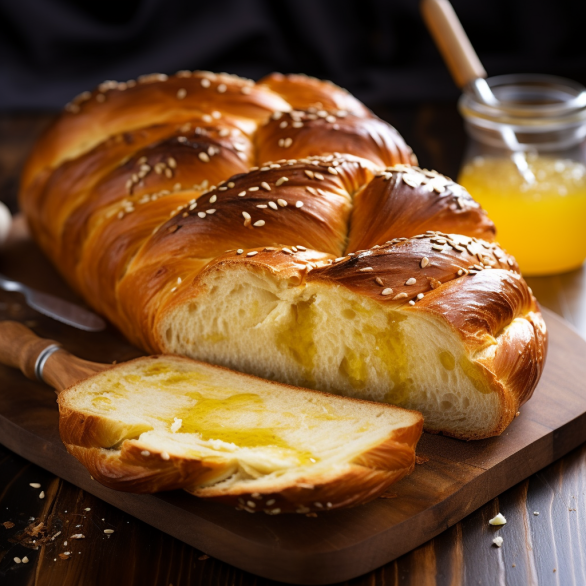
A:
[
  {"xmin": 160, "ymin": 267, "xmax": 501, "ymax": 437},
  {"xmin": 65, "ymin": 357, "xmax": 417, "ymax": 489}
]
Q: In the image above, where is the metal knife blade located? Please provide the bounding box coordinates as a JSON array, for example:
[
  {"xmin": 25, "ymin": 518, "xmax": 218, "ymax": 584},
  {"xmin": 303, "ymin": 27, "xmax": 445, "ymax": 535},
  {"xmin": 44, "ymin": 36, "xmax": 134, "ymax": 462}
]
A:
[{"xmin": 0, "ymin": 274, "xmax": 106, "ymax": 332}]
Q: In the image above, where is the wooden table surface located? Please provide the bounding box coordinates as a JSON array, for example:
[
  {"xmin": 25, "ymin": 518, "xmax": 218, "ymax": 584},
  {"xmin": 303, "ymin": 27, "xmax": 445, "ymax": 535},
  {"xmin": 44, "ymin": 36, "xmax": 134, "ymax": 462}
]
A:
[{"xmin": 1, "ymin": 108, "xmax": 585, "ymax": 586}]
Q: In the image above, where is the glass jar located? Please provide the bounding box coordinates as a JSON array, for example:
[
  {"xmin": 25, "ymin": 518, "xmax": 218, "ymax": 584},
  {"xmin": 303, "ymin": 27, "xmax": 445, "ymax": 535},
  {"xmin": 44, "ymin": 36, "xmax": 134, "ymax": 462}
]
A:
[{"xmin": 458, "ymin": 74, "xmax": 586, "ymax": 275}]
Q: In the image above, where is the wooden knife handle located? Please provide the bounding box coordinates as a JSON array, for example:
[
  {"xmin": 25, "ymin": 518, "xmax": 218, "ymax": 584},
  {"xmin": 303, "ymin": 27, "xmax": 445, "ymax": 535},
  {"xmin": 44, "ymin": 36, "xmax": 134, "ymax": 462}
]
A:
[
  {"xmin": 0, "ymin": 321, "xmax": 109, "ymax": 393},
  {"xmin": 420, "ymin": 0, "xmax": 486, "ymax": 88}
]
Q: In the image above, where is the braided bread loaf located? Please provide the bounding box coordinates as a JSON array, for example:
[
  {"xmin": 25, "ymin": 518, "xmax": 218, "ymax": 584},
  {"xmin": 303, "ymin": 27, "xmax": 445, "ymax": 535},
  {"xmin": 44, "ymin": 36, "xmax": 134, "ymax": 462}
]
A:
[{"xmin": 20, "ymin": 71, "xmax": 546, "ymax": 440}]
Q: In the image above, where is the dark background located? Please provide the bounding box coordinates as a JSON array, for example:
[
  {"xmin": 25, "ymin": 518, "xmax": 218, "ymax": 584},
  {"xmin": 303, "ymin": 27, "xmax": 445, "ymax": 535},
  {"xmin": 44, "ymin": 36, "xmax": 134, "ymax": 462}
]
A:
[{"xmin": 1, "ymin": 0, "xmax": 585, "ymax": 112}]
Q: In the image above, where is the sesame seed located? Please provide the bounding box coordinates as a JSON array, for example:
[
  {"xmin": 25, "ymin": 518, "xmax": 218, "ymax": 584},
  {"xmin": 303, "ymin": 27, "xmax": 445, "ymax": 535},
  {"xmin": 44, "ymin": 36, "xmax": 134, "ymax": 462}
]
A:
[
  {"xmin": 241, "ymin": 86, "xmax": 251, "ymax": 94},
  {"xmin": 292, "ymin": 121, "xmax": 303, "ymax": 128},
  {"xmin": 359, "ymin": 267, "xmax": 374, "ymax": 272},
  {"xmin": 247, "ymin": 251, "xmax": 258, "ymax": 257},
  {"xmin": 327, "ymin": 167, "xmax": 338, "ymax": 175},
  {"xmin": 14, "ymin": 557, "xmax": 21, "ymax": 564},
  {"xmin": 382, "ymin": 288, "xmax": 393, "ymax": 296},
  {"xmin": 209, "ymin": 194, "xmax": 217, "ymax": 203},
  {"xmin": 161, "ymin": 452, "xmax": 170, "ymax": 460},
  {"xmin": 275, "ymin": 177, "xmax": 288, "ymax": 186},
  {"xmin": 39, "ymin": 491, "xmax": 45, "ymax": 499},
  {"xmin": 236, "ymin": 249, "xmax": 243, "ymax": 254},
  {"xmin": 279, "ymin": 121, "xmax": 288, "ymax": 129},
  {"xmin": 217, "ymin": 83, "xmax": 227, "ymax": 93},
  {"xmin": 104, "ymin": 529, "xmax": 114, "ymax": 534},
  {"xmin": 256, "ymin": 204, "xmax": 268, "ymax": 209},
  {"xmin": 242, "ymin": 211, "xmax": 251, "ymax": 220},
  {"xmin": 295, "ymin": 201, "xmax": 304, "ymax": 208},
  {"xmin": 431, "ymin": 244, "xmax": 444, "ymax": 251},
  {"xmin": 314, "ymin": 172, "xmax": 324, "ymax": 180},
  {"xmin": 248, "ymin": 186, "xmax": 259, "ymax": 192},
  {"xmin": 201, "ymin": 78, "xmax": 211, "ymax": 88},
  {"xmin": 176, "ymin": 88, "xmax": 187, "ymax": 99},
  {"xmin": 197, "ymin": 212, "xmax": 206, "ymax": 218},
  {"xmin": 164, "ymin": 168, "xmax": 173, "ymax": 178},
  {"xmin": 261, "ymin": 182, "xmax": 271, "ymax": 191},
  {"xmin": 198, "ymin": 152, "xmax": 210, "ymax": 163},
  {"xmin": 282, "ymin": 247, "xmax": 293, "ymax": 254},
  {"xmin": 277, "ymin": 199, "xmax": 288, "ymax": 207},
  {"xmin": 409, "ymin": 300, "xmax": 415, "ymax": 306},
  {"xmin": 405, "ymin": 278, "xmax": 416, "ymax": 285},
  {"xmin": 266, "ymin": 499, "xmax": 276, "ymax": 506},
  {"xmin": 272, "ymin": 112, "xmax": 283, "ymax": 120},
  {"xmin": 393, "ymin": 292, "xmax": 408, "ymax": 300},
  {"xmin": 202, "ymin": 114, "xmax": 212, "ymax": 123},
  {"xmin": 297, "ymin": 245, "xmax": 306, "ymax": 250},
  {"xmin": 253, "ymin": 220, "xmax": 265, "ymax": 227},
  {"xmin": 22, "ymin": 556, "xmax": 29, "ymax": 563},
  {"xmin": 238, "ymin": 191, "xmax": 246, "ymax": 197},
  {"xmin": 375, "ymin": 277, "xmax": 384, "ymax": 286},
  {"xmin": 334, "ymin": 257, "xmax": 345, "ymax": 262},
  {"xmin": 457, "ymin": 269, "xmax": 464, "ymax": 276},
  {"xmin": 305, "ymin": 170, "xmax": 315, "ymax": 179},
  {"xmin": 206, "ymin": 209, "xmax": 216, "ymax": 214},
  {"xmin": 141, "ymin": 450, "xmax": 150, "ymax": 456},
  {"xmin": 268, "ymin": 201, "xmax": 278, "ymax": 210},
  {"xmin": 420, "ymin": 257, "xmax": 430, "ymax": 268},
  {"xmin": 417, "ymin": 293, "xmax": 424, "ymax": 300},
  {"xmin": 29, "ymin": 483, "xmax": 41, "ymax": 488}
]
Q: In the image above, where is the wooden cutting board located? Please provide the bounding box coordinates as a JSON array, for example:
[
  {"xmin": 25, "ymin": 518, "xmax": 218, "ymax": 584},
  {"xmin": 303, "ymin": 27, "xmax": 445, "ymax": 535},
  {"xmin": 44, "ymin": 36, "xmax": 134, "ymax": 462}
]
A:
[{"xmin": 2, "ymin": 217, "xmax": 586, "ymax": 584}]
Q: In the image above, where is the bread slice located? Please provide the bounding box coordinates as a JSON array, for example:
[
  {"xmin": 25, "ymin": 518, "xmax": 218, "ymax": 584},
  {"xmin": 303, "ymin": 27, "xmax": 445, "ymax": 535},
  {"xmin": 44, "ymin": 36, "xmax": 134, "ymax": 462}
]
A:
[{"xmin": 58, "ymin": 355, "xmax": 423, "ymax": 513}]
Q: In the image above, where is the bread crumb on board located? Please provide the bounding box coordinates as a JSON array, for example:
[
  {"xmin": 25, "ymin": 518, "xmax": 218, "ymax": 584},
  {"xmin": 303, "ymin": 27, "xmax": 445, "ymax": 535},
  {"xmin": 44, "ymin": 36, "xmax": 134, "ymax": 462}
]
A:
[
  {"xmin": 489, "ymin": 513, "xmax": 507, "ymax": 525},
  {"xmin": 492, "ymin": 536, "xmax": 504, "ymax": 548}
]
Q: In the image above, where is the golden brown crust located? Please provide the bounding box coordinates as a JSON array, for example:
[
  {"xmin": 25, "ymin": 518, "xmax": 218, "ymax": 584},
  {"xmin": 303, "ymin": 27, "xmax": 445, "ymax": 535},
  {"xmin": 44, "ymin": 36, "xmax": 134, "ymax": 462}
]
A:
[
  {"xmin": 257, "ymin": 110, "xmax": 416, "ymax": 168},
  {"xmin": 346, "ymin": 166, "xmax": 495, "ymax": 253},
  {"xmin": 65, "ymin": 443, "xmax": 224, "ymax": 493},
  {"xmin": 21, "ymin": 71, "xmax": 290, "ymax": 190},
  {"xmin": 258, "ymin": 72, "xmax": 370, "ymax": 116}
]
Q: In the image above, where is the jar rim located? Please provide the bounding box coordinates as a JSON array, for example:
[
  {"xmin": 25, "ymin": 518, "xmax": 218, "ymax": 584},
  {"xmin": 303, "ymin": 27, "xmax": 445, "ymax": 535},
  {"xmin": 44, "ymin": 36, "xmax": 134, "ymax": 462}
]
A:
[{"xmin": 459, "ymin": 74, "xmax": 586, "ymax": 127}]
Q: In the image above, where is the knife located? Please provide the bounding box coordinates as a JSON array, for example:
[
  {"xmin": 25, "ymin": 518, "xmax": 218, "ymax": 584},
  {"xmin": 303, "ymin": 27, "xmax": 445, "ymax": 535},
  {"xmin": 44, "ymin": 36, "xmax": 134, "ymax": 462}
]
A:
[{"xmin": 0, "ymin": 273, "xmax": 106, "ymax": 332}]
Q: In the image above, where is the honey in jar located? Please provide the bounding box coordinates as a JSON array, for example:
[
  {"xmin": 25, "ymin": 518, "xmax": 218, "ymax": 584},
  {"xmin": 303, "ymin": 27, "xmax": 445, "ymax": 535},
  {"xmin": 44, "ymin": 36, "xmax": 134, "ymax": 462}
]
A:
[
  {"xmin": 459, "ymin": 155, "xmax": 586, "ymax": 275},
  {"xmin": 458, "ymin": 74, "xmax": 586, "ymax": 275}
]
